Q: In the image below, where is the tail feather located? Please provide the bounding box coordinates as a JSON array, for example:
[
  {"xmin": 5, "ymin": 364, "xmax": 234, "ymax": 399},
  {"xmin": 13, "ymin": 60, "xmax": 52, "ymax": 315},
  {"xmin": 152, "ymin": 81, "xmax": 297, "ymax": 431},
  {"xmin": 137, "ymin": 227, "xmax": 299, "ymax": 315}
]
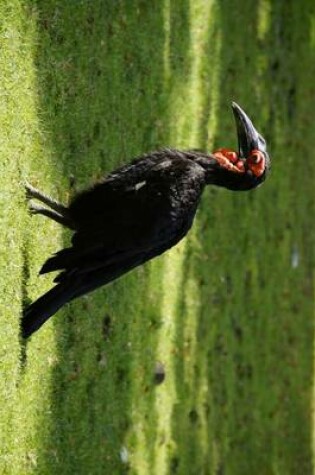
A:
[
  {"xmin": 40, "ymin": 248, "xmax": 74, "ymax": 274},
  {"xmin": 21, "ymin": 282, "xmax": 76, "ymax": 338}
]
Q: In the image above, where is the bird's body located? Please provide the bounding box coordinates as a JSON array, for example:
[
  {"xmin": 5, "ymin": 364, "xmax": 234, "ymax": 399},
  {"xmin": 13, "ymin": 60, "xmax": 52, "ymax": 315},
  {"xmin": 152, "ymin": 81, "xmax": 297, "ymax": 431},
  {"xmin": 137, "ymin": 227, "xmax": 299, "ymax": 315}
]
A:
[
  {"xmin": 44, "ymin": 150, "xmax": 207, "ymax": 295},
  {"xmin": 22, "ymin": 104, "xmax": 271, "ymax": 338}
]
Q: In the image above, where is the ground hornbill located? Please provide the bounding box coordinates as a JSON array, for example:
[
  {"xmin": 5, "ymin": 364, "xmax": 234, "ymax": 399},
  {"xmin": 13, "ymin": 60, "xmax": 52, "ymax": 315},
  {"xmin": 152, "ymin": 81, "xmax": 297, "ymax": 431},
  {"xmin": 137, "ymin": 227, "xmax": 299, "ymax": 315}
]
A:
[{"xmin": 22, "ymin": 102, "xmax": 270, "ymax": 338}]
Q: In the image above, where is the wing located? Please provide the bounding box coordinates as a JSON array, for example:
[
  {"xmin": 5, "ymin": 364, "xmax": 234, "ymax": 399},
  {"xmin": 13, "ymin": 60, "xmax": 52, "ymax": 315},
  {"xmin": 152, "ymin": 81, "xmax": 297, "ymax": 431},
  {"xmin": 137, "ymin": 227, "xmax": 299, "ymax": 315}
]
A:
[
  {"xmin": 41, "ymin": 153, "xmax": 206, "ymax": 281},
  {"xmin": 68, "ymin": 150, "xmax": 181, "ymax": 232}
]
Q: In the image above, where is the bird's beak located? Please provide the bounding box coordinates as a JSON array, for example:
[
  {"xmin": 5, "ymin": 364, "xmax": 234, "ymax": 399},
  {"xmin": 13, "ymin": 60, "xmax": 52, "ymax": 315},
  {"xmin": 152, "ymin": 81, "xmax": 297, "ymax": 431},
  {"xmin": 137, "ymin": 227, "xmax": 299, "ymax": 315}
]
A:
[{"xmin": 232, "ymin": 102, "xmax": 266, "ymax": 158}]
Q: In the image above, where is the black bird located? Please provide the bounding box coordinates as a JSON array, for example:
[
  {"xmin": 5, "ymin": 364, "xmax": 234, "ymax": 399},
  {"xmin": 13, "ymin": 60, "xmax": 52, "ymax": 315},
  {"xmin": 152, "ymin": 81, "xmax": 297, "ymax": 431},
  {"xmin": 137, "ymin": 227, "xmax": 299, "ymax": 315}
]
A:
[{"xmin": 22, "ymin": 102, "xmax": 270, "ymax": 338}]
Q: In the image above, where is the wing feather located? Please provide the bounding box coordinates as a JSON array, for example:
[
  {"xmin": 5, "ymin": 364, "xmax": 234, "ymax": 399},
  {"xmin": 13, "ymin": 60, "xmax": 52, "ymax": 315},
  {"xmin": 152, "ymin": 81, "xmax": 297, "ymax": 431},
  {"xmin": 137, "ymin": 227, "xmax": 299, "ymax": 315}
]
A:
[{"xmin": 41, "ymin": 156, "xmax": 205, "ymax": 289}]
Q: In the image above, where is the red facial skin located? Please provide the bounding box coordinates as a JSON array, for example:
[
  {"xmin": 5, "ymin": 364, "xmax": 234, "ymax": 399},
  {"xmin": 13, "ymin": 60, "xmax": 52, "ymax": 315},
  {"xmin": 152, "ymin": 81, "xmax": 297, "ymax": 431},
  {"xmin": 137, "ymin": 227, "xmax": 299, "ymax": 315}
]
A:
[{"xmin": 213, "ymin": 148, "xmax": 265, "ymax": 177}]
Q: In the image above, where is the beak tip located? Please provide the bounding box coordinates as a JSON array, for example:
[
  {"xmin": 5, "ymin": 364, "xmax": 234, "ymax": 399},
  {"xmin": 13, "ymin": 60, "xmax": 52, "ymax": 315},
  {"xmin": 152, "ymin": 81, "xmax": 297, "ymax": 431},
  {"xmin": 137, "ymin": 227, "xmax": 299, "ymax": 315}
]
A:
[{"xmin": 231, "ymin": 101, "xmax": 243, "ymax": 114}]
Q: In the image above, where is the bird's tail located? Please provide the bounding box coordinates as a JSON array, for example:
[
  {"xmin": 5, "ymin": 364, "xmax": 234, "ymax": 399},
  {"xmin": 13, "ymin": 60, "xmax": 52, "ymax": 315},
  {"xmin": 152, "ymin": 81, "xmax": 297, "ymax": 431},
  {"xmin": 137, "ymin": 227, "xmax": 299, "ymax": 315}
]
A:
[{"xmin": 21, "ymin": 282, "xmax": 76, "ymax": 338}]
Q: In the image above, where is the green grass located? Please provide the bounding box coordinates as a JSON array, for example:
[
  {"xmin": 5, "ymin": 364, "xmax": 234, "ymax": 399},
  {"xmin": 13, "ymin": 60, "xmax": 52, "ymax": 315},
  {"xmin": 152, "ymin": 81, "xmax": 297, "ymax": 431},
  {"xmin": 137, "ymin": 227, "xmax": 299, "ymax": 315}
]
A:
[{"xmin": 1, "ymin": 1, "xmax": 314, "ymax": 474}]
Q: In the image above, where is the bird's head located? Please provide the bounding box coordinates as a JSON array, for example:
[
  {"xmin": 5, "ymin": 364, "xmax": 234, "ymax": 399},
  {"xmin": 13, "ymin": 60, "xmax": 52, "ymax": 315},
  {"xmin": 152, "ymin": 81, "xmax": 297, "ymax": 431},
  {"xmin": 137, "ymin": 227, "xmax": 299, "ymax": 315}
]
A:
[{"xmin": 204, "ymin": 102, "xmax": 270, "ymax": 190}]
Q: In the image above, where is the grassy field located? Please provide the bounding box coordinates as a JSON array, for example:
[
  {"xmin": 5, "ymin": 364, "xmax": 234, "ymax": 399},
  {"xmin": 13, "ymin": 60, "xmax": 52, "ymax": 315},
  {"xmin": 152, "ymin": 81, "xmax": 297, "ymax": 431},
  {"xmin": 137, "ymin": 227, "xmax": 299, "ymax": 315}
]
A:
[{"xmin": 0, "ymin": 1, "xmax": 314, "ymax": 474}]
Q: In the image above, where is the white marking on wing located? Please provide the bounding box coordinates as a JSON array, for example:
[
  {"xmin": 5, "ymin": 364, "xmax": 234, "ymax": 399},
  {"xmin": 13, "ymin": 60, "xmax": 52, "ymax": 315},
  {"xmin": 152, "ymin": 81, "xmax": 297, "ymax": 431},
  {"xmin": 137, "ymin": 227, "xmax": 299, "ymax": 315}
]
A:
[{"xmin": 134, "ymin": 180, "xmax": 147, "ymax": 191}]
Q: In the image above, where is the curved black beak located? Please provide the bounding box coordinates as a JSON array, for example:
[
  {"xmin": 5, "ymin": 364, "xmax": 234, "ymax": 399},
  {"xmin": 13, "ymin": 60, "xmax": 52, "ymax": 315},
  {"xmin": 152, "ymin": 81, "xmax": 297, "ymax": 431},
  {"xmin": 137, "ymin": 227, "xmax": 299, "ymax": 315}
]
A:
[{"xmin": 232, "ymin": 102, "xmax": 267, "ymax": 158}]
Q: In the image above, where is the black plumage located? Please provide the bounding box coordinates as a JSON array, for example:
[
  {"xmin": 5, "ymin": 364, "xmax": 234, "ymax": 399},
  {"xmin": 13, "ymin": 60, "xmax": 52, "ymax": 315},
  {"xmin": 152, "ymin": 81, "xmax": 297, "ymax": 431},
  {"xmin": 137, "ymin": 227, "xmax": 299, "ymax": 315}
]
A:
[{"xmin": 21, "ymin": 103, "xmax": 270, "ymax": 338}]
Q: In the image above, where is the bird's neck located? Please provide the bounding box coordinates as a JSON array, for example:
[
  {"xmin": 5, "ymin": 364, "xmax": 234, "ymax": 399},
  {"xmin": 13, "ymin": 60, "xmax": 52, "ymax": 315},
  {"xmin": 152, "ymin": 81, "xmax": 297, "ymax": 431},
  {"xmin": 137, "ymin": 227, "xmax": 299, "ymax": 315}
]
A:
[{"xmin": 191, "ymin": 153, "xmax": 222, "ymax": 184}]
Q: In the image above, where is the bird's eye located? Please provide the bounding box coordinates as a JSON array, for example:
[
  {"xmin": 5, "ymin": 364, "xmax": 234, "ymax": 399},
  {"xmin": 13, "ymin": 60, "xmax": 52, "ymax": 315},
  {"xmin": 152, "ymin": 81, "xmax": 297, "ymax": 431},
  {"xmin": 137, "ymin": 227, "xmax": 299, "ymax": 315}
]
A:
[
  {"xmin": 250, "ymin": 151, "xmax": 262, "ymax": 164},
  {"xmin": 247, "ymin": 150, "xmax": 265, "ymax": 177}
]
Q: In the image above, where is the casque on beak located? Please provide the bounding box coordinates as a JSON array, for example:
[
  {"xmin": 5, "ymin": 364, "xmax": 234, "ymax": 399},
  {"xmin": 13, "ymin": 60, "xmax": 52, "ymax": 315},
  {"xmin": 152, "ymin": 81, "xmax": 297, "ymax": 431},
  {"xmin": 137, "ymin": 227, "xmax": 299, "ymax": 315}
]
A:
[{"xmin": 232, "ymin": 102, "xmax": 267, "ymax": 159}]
